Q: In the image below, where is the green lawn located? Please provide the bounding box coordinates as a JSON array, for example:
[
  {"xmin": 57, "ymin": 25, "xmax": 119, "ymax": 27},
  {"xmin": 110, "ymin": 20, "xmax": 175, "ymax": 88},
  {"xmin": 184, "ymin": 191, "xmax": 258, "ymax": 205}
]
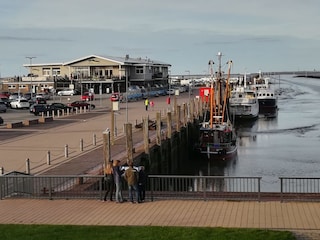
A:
[{"xmin": 0, "ymin": 225, "xmax": 296, "ymax": 240}]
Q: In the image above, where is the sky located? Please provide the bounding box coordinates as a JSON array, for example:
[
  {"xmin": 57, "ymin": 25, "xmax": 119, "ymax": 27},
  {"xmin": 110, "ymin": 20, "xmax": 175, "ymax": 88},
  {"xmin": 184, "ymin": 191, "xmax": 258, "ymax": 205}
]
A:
[{"xmin": 1, "ymin": 0, "xmax": 320, "ymax": 77}]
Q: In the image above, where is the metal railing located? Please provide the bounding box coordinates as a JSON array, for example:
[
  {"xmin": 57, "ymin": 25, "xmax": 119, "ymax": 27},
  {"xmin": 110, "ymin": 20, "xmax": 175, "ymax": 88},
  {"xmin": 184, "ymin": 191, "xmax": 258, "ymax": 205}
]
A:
[
  {"xmin": 149, "ymin": 175, "xmax": 261, "ymax": 201},
  {"xmin": 280, "ymin": 177, "xmax": 320, "ymax": 202},
  {"xmin": 1, "ymin": 175, "xmax": 320, "ymax": 202},
  {"xmin": 0, "ymin": 175, "xmax": 262, "ymax": 201}
]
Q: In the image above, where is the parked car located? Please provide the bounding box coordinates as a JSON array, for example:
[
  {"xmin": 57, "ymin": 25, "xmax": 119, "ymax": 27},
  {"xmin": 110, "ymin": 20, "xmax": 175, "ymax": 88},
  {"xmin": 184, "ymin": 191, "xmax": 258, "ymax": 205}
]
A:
[
  {"xmin": 166, "ymin": 89, "xmax": 175, "ymax": 95},
  {"xmin": 0, "ymin": 91, "xmax": 10, "ymax": 98},
  {"xmin": 23, "ymin": 93, "xmax": 32, "ymax": 100},
  {"xmin": 68, "ymin": 101, "xmax": 95, "ymax": 110},
  {"xmin": 0, "ymin": 100, "xmax": 7, "ymax": 112},
  {"xmin": 29, "ymin": 104, "xmax": 49, "ymax": 116},
  {"xmin": 0, "ymin": 96, "xmax": 11, "ymax": 107},
  {"xmin": 9, "ymin": 92, "xmax": 23, "ymax": 100},
  {"xmin": 81, "ymin": 92, "xmax": 94, "ymax": 101},
  {"xmin": 110, "ymin": 93, "xmax": 122, "ymax": 102},
  {"xmin": 29, "ymin": 97, "xmax": 47, "ymax": 105},
  {"xmin": 57, "ymin": 89, "xmax": 76, "ymax": 96},
  {"xmin": 10, "ymin": 99, "xmax": 30, "ymax": 109},
  {"xmin": 36, "ymin": 92, "xmax": 50, "ymax": 100},
  {"xmin": 47, "ymin": 102, "xmax": 73, "ymax": 113}
]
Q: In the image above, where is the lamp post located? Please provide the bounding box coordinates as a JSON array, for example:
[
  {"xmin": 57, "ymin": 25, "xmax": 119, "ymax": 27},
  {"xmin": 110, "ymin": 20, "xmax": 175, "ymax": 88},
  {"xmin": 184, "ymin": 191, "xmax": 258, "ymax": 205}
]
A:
[
  {"xmin": 26, "ymin": 56, "xmax": 36, "ymax": 98},
  {"xmin": 185, "ymin": 70, "xmax": 191, "ymax": 120}
]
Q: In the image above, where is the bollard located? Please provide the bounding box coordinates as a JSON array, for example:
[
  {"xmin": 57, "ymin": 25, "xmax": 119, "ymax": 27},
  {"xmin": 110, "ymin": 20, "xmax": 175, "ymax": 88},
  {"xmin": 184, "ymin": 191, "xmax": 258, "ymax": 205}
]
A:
[
  {"xmin": 0, "ymin": 167, "xmax": 3, "ymax": 175},
  {"xmin": 47, "ymin": 151, "xmax": 51, "ymax": 165},
  {"xmin": 65, "ymin": 144, "xmax": 69, "ymax": 158},
  {"xmin": 26, "ymin": 158, "xmax": 30, "ymax": 174},
  {"xmin": 80, "ymin": 138, "xmax": 83, "ymax": 151},
  {"xmin": 93, "ymin": 134, "xmax": 96, "ymax": 146}
]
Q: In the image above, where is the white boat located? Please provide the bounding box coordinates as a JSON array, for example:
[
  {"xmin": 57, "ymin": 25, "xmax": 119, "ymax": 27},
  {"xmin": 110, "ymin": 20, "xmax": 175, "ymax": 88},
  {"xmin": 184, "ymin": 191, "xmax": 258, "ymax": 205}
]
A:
[
  {"xmin": 250, "ymin": 72, "xmax": 278, "ymax": 117},
  {"xmin": 198, "ymin": 52, "xmax": 237, "ymax": 160},
  {"xmin": 229, "ymin": 74, "xmax": 259, "ymax": 120}
]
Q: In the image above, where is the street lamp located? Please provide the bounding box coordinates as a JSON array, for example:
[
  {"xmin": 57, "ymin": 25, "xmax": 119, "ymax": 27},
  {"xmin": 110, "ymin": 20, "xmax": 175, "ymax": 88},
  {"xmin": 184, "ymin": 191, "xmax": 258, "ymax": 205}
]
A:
[
  {"xmin": 185, "ymin": 70, "xmax": 191, "ymax": 120},
  {"xmin": 26, "ymin": 56, "xmax": 36, "ymax": 98}
]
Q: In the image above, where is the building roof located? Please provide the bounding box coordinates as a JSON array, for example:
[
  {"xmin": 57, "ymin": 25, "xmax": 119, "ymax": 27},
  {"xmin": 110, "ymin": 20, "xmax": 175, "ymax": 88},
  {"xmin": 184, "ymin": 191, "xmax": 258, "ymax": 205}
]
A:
[{"xmin": 23, "ymin": 54, "xmax": 171, "ymax": 68}]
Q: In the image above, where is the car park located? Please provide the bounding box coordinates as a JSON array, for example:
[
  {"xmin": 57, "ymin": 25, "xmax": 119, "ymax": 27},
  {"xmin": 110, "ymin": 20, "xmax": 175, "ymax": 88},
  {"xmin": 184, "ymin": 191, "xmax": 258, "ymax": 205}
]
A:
[
  {"xmin": 10, "ymin": 99, "xmax": 30, "ymax": 109},
  {"xmin": 57, "ymin": 89, "xmax": 76, "ymax": 96},
  {"xmin": 0, "ymin": 100, "xmax": 7, "ymax": 112},
  {"xmin": 81, "ymin": 92, "xmax": 94, "ymax": 101},
  {"xmin": 68, "ymin": 101, "xmax": 95, "ymax": 110}
]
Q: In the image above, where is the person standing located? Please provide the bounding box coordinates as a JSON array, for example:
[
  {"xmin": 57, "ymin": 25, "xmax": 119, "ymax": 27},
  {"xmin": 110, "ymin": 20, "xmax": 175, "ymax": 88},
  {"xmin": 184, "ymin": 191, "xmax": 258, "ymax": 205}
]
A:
[
  {"xmin": 144, "ymin": 98, "xmax": 149, "ymax": 111},
  {"xmin": 112, "ymin": 160, "xmax": 124, "ymax": 203},
  {"xmin": 124, "ymin": 161, "xmax": 139, "ymax": 203},
  {"xmin": 138, "ymin": 166, "xmax": 147, "ymax": 202},
  {"xmin": 103, "ymin": 161, "xmax": 114, "ymax": 202}
]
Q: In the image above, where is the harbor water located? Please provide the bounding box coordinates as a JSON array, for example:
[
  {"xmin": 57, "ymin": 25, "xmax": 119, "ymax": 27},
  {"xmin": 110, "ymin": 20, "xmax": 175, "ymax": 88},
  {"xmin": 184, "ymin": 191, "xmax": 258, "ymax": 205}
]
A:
[{"xmin": 183, "ymin": 75, "xmax": 320, "ymax": 192}]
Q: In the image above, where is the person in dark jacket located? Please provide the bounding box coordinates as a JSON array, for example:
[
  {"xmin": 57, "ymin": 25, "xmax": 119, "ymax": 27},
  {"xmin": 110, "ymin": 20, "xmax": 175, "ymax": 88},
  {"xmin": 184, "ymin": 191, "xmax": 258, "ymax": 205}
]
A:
[
  {"xmin": 138, "ymin": 166, "xmax": 147, "ymax": 202},
  {"xmin": 103, "ymin": 161, "xmax": 114, "ymax": 202}
]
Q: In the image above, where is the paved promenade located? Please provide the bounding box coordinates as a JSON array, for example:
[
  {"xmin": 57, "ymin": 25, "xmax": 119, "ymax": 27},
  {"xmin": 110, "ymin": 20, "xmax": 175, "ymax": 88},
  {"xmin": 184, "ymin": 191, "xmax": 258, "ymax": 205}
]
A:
[
  {"xmin": 1, "ymin": 94, "xmax": 320, "ymax": 239},
  {"xmin": 0, "ymin": 199, "xmax": 320, "ymax": 239}
]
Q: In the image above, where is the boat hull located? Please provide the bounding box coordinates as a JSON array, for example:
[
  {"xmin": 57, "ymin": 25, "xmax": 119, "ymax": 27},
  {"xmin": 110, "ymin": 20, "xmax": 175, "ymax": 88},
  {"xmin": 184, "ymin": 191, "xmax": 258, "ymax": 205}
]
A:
[{"xmin": 199, "ymin": 144, "xmax": 237, "ymax": 160}]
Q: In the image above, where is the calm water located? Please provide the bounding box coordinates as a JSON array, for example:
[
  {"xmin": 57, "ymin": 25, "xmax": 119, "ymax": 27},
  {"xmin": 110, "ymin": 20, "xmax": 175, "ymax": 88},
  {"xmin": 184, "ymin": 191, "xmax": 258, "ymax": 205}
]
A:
[{"xmin": 185, "ymin": 75, "xmax": 320, "ymax": 192}]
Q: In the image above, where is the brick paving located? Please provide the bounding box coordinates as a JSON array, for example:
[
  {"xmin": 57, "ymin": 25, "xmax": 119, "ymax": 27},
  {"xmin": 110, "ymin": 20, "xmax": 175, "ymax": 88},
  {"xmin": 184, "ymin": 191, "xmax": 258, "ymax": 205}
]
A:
[{"xmin": 0, "ymin": 199, "xmax": 319, "ymax": 239}]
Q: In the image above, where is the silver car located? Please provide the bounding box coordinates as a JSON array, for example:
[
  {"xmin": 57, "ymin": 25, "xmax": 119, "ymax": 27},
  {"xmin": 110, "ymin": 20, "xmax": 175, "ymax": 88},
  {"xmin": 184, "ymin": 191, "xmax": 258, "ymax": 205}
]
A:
[{"xmin": 57, "ymin": 89, "xmax": 75, "ymax": 96}]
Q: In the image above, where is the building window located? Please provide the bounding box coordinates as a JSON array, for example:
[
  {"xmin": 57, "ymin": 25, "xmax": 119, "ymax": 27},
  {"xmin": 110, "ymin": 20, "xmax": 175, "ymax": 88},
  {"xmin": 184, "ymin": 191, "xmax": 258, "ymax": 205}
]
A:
[
  {"xmin": 43, "ymin": 68, "xmax": 51, "ymax": 76},
  {"xmin": 52, "ymin": 68, "xmax": 61, "ymax": 76},
  {"xmin": 136, "ymin": 66, "xmax": 144, "ymax": 74},
  {"xmin": 19, "ymin": 85, "xmax": 27, "ymax": 89},
  {"xmin": 8, "ymin": 85, "xmax": 16, "ymax": 89}
]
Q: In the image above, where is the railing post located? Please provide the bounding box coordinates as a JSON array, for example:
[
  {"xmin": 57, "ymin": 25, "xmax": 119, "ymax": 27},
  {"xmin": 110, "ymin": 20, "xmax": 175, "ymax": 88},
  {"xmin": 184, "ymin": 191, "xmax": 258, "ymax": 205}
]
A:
[
  {"xmin": 47, "ymin": 151, "xmax": 51, "ymax": 165},
  {"xmin": 280, "ymin": 177, "xmax": 283, "ymax": 203},
  {"xmin": 80, "ymin": 138, "xmax": 83, "ymax": 151},
  {"xmin": 151, "ymin": 177, "xmax": 154, "ymax": 202},
  {"xmin": 258, "ymin": 177, "xmax": 261, "ymax": 202},
  {"xmin": 26, "ymin": 158, "xmax": 30, "ymax": 174},
  {"xmin": 203, "ymin": 176, "xmax": 207, "ymax": 201},
  {"xmin": 65, "ymin": 144, "xmax": 68, "ymax": 158},
  {"xmin": 0, "ymin": 167, "xmax": 3, "ymax": 175},
  {"xmin": 49, "ymin": 177, "xmax": 53, "ymax": 200}
]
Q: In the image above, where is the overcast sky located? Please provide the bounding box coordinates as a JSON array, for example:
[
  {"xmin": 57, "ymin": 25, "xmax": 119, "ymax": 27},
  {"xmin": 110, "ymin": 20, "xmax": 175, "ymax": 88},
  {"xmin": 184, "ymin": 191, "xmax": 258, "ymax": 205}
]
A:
[{"xmin": 1, "ymin": 0, "xmax": 320, "ymax": 77}]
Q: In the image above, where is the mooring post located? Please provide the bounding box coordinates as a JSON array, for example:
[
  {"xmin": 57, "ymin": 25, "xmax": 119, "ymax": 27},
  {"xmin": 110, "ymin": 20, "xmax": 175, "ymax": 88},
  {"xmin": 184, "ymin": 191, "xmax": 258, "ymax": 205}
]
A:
[
  {"xmin": 0, "ymin": 167, "xmax": 4, "ymax": 175},
  {"xmin": 143, "ymin": 117, "xmax": 149, "ymax": 154},
  {"xmin": 47, "ymin": 150, "xmax": 51, "ymax": 165},
  {"xmin": 26, "ymin": 158, "xmax": 30, "ymax": 174},
  {"xmin": 176, "ymin": 105, "xmax": 181, "ymax": 132},
  {"xmin": 111, "ymin": 110, "xmax": 115, "ymax": 145},
  {"xmin": 125, "ymin": 123, "xmax": 133, "ymax": 163},
  {"xmin": 80, "ymin": 138, "xmax": 83, "ymax": 151},
  {"xmin": 65, "ymin": 144, "xmax": 68, "ymax": 158},
  {"xmin": 102, "ymin": 129, "xmax": 111, "ymax": 168},
  {"xmin": 93, "ymin": 133, "xmax": 96, "ymax": 146},
  {"xmin": 167, "ymin": 111, "xmax": 172, "ymax": 139},
  {"xmin": 156, "ymin": 112, "xmax": 161, "ymax": 146}
]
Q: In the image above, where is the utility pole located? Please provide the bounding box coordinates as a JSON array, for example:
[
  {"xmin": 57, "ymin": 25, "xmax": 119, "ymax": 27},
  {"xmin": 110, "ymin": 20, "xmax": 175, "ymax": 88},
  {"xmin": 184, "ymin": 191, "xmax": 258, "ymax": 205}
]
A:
[{"xmin": 26, "ymin": 56, "xmax": 36, "ymax": 98}]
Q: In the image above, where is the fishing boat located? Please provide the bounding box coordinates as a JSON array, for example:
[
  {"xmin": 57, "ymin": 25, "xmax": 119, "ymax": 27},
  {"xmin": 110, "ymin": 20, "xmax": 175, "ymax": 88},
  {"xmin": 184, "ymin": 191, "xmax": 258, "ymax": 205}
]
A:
[
  {"xmin": 198, "ymin": 52, "xmax": 237, "ymax": 160},
  {"xmin": 251, "ymin": 72, "xmax": 278, "ymax": 117},
  {"xmin": 229, "ymin": 73, "xmax": 259, "ymax": 120}
]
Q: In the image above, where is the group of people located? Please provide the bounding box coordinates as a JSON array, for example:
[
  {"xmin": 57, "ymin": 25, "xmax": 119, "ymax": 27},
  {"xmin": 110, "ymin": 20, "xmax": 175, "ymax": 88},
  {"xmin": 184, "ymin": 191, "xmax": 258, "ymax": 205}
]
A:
[
  {"xmin": 144, "ymin": 98, "xmax": 154, "ymax": 111},
  {"xmin": 103, "ymin": 159, "xmax": 147, "ymax": 204}
]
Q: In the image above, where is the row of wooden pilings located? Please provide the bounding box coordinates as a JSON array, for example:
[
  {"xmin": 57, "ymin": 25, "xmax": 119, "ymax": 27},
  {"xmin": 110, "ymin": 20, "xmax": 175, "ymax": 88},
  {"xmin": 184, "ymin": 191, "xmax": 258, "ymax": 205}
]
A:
[{"xmin": 101, "ymin": 96, "xmax": 206, "ymax": 172}]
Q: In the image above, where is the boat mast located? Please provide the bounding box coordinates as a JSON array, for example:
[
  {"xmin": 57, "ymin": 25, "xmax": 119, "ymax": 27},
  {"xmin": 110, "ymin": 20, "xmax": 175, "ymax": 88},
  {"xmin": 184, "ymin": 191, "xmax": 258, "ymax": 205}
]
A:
[
  {"xmin": 216, "ymin": 52, "xmax": 222, "ymax": 124},
  {"xmin": 208, "ymin": 59, "xmax": 215, "ymax": 128},
  {"xmin": 222, "ymin": 60, "xmax": 232, "ymax": 123}
]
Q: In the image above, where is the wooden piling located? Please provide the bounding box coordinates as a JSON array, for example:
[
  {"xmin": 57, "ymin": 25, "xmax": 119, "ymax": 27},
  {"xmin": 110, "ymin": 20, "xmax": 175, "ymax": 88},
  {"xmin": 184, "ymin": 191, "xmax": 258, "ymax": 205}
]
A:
[
  {"xmin": 125, "ymin": 123, "xmax": 133, "ymax": 163},
  {"xmin": 102, "ymin": 130, "xmax": 111, "ymax": 167},
  {"xmin": 156, "ymin": 112, "xmax": 161, "ymax": 145},
  {"xmin": 111, "ymin": 110, "xmax": 115, "ymax": 145},
  {"xmin": 167, "ymin": 111, "xmax": 172, "ymax": 139},
  {"xmin": 143, "ymin": 117, "xmax": 149, "ymax": 154}
]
